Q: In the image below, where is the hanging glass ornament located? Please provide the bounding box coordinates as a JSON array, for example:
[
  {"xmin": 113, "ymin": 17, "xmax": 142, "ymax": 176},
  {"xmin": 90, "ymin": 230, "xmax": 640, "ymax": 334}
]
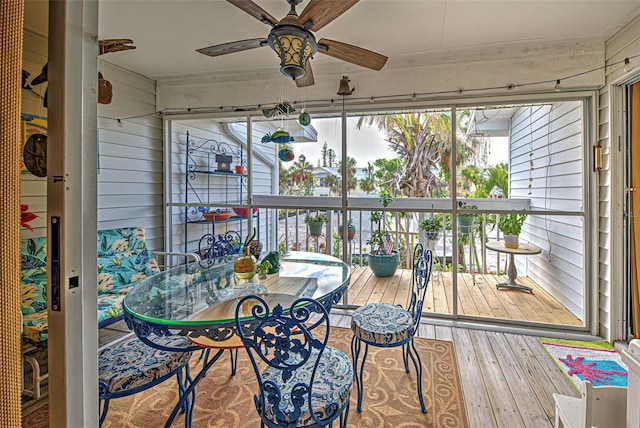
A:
[
  {"xmin": 299, "ymin": 111, "xmax": 311, "ymax": 126},
  {"xmin": 271, "ymin": 129, "xmax": 294, "ymax": 144},
  {"xmin": 278, "ymin": 146, "xmax": 295, "ymax": 162}
]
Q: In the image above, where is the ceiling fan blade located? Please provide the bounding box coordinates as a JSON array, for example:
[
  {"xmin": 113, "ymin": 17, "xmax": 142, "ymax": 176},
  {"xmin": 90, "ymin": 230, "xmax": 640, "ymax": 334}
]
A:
[
  {"xmin": 226, "ymin": 0, "xmax": 278, "ymax": 26},
  {"xmin": 297, "ymin": 0, "xmax": 359, "ymax": 31},
  {"xmin": 197, "ymin": 38, "xmax": 267, "ymax": 57},
  {"xmin": 318, "ymin": 38, "xmax": 387, "ymax": 70},
  {"xmin": 295, "ymin": 62, "xmax": 315, "ymax": 88}
]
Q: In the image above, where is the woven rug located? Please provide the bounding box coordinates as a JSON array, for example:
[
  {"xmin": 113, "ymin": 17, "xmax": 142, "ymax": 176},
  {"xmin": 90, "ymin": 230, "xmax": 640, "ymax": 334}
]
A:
[
  {"xmin": 96, "ymin": 326, "xmax": 467, "ymax": 427},
  {"xmin": 539, "ymin": 337, "xmax": 628, "ymax": 391}
]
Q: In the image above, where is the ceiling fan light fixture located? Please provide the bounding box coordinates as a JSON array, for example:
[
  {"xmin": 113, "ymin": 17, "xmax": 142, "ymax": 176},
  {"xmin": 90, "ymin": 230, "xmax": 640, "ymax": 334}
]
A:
[{"xmin": 268, "ymin": 25, "xmax": 317, "ymax": 80}]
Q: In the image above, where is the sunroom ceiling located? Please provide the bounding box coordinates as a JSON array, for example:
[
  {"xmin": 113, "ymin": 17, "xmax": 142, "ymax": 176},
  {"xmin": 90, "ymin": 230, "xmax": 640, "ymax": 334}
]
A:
[{"xmin": 25, "ymin": 1, "xmax": 640, "ymax": 82}]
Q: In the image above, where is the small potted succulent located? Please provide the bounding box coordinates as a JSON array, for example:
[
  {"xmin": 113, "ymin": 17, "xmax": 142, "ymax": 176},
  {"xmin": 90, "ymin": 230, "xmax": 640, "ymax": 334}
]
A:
[
  {"xmin": 256, "ymin": 260, "xmax": 273, "ymax": 280},
  {"xmin": 419, "ymin": 214, "xmax": 443, "ymax": 241},
  {"xmin": 304, "ymin": 213, "xmax": 327, "ymax": 237}
]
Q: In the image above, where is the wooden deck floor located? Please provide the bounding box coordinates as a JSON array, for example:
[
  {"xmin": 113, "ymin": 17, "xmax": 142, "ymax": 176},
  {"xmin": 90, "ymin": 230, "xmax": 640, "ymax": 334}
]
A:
[
  {"xmin": 348, "ymin": 267, "xmax": 583, "ymax": 326},
  {"xmin": 329, "ymin": 313, "xmax": 580, "ymax": 428}
]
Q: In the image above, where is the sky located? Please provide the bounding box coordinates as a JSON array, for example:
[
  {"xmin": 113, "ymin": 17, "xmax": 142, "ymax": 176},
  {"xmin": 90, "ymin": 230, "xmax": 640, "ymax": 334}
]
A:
[{"xmin": 289, "ymin": 116, "xmax": 509, "ymax": 169}]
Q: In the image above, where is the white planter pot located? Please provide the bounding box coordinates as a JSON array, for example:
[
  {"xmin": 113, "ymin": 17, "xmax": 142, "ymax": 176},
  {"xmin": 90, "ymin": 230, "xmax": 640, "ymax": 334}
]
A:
[{"xmin": 504, "ymin": 234, "xmax": 520, "ymax": 249}]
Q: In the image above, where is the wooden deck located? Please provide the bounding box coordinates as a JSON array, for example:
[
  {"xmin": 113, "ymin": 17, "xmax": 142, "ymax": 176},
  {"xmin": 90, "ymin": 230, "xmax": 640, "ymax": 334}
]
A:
[
  {"xmin": 328, "ymin": 313, "xmax": 581, "ymax": 428},
  {"xmin": 348, "ymin": 266, "xmax": 583, "ymax": 326}
]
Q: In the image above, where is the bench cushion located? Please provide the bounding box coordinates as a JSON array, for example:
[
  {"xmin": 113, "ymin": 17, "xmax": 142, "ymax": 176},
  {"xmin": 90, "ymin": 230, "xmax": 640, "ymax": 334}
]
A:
[
  {"xmin": 98, "ymin": 287, "xmax": 134, "ymax": 326},
  {"xmin": 21, "ymin": 268, "xmax": 47, "ymax": 316},
  {"xmin": 97, "ymin": 250, "xmax": 159, "ymax": 295},
  {"xmin": 20, "ymin": 237, "xmax": 47, "ymax": 269},
  {"xmin": 22, "ymin": 310, "xmax": 48, "ymax": 344},
  {"xmin": 97, "ymin": 227, "xmax": 160, "ymax": 295},
  {"xmin": 98, "ymin": 226, "xmax": 152, "ymax": 257}
]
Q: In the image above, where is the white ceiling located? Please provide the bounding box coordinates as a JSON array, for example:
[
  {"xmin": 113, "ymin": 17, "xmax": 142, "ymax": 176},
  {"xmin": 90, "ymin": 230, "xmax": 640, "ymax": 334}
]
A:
[{"xmin": 25, "ymin": 0, "xmax": 640, "ymax": 81}]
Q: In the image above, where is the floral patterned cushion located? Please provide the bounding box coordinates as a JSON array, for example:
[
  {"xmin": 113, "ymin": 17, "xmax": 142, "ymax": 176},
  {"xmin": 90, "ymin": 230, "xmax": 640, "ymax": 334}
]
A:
[
  {"xmin": 260, "ymin": 346, "xmax": 353, "ymax": 426},
  {"xmin": 97, "ymin": 289, "xmax": 133, "ymax": 326},
  {"xmin": 351, "ymin": 303, "xmax": 413, "ymax": 345},
  {"xmin": 97, "ymin": 226, "xmax": 149, "ymax": 257},
  {"xmin": 20, "ymin": 237, "xmax": 48, "ymax": 318},
  {"xmin": 20, "ymin": 237, "xmax": 47, "ymax": 269},
  {"xmin": 21, "ymin": 268, "xmax": 47, "ymax": 315},
  {"xmin": 97, "ymin": 250, "xmax": 159, "ymax": 295},
  {"xmin": 98, "ymin": 336, "xmax": 192, "ymax": 395},
  {"xmin": 22, "ymin": 310, "xmax": 48, "ymax": 344}
]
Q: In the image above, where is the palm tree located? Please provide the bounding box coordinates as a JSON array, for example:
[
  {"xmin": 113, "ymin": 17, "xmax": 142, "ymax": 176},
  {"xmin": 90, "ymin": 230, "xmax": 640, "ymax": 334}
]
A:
[
  {"xmin": 357, "ymin": 111, "xmax": 477, "ymax": 198},
  {"xmin": 324, "ymin": 173, "xmax": 340, "ymax": 196},
  {"xmin": 288, "ymin": 158, "xmax": 315, "ymax": 195},
  {"xmin": 359, "ymin": 162, "xmax": 376, "ymax": 194},
  {"xmin": 338, "ymin": 156, "xmax": 358, "ymax": 194}
]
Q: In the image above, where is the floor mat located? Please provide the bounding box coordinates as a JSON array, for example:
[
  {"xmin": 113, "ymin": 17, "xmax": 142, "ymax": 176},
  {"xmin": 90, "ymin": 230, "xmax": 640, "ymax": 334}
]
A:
[{"xmin": 539, "ymin": 337, "xmax": 628, "ymax": 391}]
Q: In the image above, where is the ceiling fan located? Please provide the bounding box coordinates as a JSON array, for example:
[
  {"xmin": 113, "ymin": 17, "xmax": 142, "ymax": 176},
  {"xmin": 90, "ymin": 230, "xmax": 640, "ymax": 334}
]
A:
[{"xmin": 196, "ymin": 0, "xmax": 388, "ymax": 87}]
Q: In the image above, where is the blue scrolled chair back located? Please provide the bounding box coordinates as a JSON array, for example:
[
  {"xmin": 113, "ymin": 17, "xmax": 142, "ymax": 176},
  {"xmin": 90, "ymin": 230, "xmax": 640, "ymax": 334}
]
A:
[
  {"xmin": 407, "ymin": 243, "xmax": 433, "ymax": 331},
  {"xmin": 198, "ymin": 230, "xmax": 241, "ymax": 259},
  {"xmin": 236, "ymin": 295, "xmax": 352, "ymax": 427}
]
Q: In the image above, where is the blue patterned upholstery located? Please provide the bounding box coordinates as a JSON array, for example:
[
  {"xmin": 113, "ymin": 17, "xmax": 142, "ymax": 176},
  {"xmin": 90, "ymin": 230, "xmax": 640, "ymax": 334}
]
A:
[
  {"xmin": 351, "ymin": 244, "xmax": 433, "ymax": 413},
  {"xmin": 236, "ymin": 296, "xmax": 352, "ymax": 428},
  {"xmin": 262, "ymin": 346, "xmax": 352, "ymax": 426},
  {"xmin": 98, "ymin": 335, "xmax": 193, "ymax": 426},
  {"xmin": 20, "ymin": 237, "xmax": 48, "ymax": 346},
  {"xmin": 97, "ymin": 227, "xmax": 160, "ymax": 327},
  {"xmin": 99, "ymin": 336, "xmax": 191, "ymax": 394},
  {"xmin": 351, "ymin": 303, "xmax": 412, "ymax": 345}
]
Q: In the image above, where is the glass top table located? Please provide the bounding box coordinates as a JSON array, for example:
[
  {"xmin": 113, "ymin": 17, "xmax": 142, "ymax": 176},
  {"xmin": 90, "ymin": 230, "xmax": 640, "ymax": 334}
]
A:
[
  {"xmin": 122, "ymin": 251, "xmax": 350, "ymax": 428},
  {"xmin": 123, "ymin": 251, "xmax": 350, "ymax": 341}
]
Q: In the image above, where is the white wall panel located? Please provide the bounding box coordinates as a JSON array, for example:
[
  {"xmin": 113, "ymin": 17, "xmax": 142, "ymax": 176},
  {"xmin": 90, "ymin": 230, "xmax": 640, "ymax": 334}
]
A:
[
  {"xmin": 509, "ymin": 102, "xmax": 586, "ymax": 320},
  {"xmin": 96, "ymin": 61, "xmax": 163, "ymax": 249}
]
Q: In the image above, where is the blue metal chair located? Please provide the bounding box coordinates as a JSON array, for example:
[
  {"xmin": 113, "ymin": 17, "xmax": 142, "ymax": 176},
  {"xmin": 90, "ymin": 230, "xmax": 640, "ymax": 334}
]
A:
[
  {"xmin": 351, "ymin": 243, "xmax": 433, "ymax": 413},
  {"xmin": 98, "ymin": 335, "xmax": 193, "ymax": 427},
  {"xmin": 235, "ymin": 295, "xmax": 353, "ymax": 427}
]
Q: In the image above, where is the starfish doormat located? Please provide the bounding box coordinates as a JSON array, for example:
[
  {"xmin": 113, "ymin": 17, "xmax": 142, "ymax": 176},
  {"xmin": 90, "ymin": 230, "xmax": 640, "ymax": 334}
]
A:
[{"xmin": 539, "ymin": 337, "xmax": 628, "ymax": 391}]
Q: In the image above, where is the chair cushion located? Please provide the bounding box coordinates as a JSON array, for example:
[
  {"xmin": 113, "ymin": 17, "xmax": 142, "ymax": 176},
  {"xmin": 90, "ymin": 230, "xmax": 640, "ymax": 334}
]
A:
[
  {"xmin": 22, "ymin": 310, "xmax": 48, "ymax": 344},
  {"xmin": 21, "ymin": 268, "xmax": 47, "ymax": 315},
  {"xmin": 261, "ymin": 346, "xmax": 353, "ymax": 427},
  {"xmin": 98, "ymin": 336, "xmax": 192, "ymax": 396},
  {"xmin": 97, "ymin": 290, "xmax": 133, "ymax": 326},
  {"xmin": 97, "ymin": 226, "xmax": 150, "ymax": 257},
  {"xmin": 351, "ymin": 302, "xmax": 413, "ymax": 345},
  {"xmin": 97, "ymin": 249, "xmax": 159, "ymax": 295},
  {"xmin": 20, "ymin": 237, "xmax": 47, "ymax": 269}
]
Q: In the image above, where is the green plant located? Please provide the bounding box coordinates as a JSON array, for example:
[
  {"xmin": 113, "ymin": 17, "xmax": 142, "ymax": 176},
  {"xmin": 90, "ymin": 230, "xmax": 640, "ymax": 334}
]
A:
[
  {"xmin": 367, "ymin": 190, "xmax": 394, "ymax": 255},
  {"xmin": 457, "ymin": 200, "xmax": 478, "ymax": 219},
  {"xmin": 418, "ymin": 214, "xmax": 443, "ymax": 233},
  {"xmin": 498, "ymin": 213, "xmax": 527, "ymax": 235},
  {"xmin": 256, "ymin": 260, "xmax": 273, "ymax": 275},
  {"xmin": 304, "ymin": 213, "xmax": 327, "ymax": 224}
]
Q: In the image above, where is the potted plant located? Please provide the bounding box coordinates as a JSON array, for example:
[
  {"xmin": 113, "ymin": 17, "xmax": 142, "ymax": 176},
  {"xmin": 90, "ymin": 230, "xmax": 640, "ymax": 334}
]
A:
[
  {"xmin": 304, "ymin": 213, "xmax": 327, "ymax": 237},
  {"xmin": 418, "ymin": 214, "xmax": 443, "ymax": 241},
  {"xmin": 498, "ymin": 213, "xmax": 528, "ymax": 248},
  {"xmin": 367, "ymin": 191, "xmax": 400, "ymax": 277},
  {"xmin": 256, "ymin": 260, "xmax": 273, "ymax": 280},
  {"xmin": 338, "ymin": 218, "xmax": 356, "ymax": 241},
  {"xmin": 456, "ymin": 201, "xmax": 478, "ymax": 233}
]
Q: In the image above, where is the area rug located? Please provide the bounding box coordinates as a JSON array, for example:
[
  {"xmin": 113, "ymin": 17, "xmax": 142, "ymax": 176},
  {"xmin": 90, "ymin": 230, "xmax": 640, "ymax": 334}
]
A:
[
  {"xmin": 97, "ymin": 326, "xmax": 467, "ymax": 427},
  {"xmin": 539, "ymin": 337, "xmax": 628, "ymax": 391}
]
